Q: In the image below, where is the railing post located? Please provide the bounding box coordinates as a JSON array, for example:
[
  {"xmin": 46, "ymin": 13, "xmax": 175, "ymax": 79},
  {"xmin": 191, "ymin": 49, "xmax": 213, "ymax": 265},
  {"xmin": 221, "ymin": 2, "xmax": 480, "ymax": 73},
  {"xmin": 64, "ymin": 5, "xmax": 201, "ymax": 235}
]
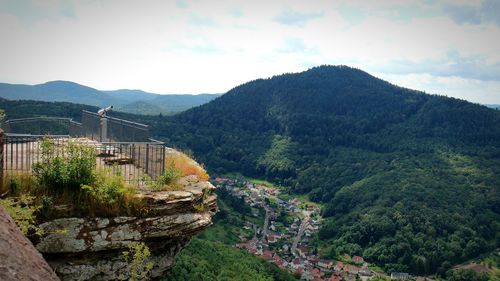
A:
[
  {"xmin": 161, "ymin": 145, "xmax": 166, "ymax": 176},
  {"xmin": 145, "ymin": 144, "xmax": 149, "ymax": 176},
  {"xmin": 100, "ymin": 117, "xmax": 108, "ymax": 142},
  {"xmin": 0, "ymin": 129, "xmax": 3, "ymax": 191}
]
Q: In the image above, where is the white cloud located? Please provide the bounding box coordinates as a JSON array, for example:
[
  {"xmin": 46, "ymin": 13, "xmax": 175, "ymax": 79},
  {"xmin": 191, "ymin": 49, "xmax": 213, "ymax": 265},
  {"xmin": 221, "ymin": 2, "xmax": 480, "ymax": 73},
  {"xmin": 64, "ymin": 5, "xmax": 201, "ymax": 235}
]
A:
[{"xmin": 272, "ymin": 9, "xmax": 324, "ymax": 27}]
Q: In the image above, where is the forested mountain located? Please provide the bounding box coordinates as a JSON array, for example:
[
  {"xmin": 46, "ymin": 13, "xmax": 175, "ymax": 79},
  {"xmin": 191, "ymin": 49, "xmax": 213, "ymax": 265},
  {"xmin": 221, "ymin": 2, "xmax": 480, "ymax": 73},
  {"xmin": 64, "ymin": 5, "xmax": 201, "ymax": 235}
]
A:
[
  {"xmin": 155, "ymin": 65, "xmax": 500, "ymax": 275},
  {"xmin": 113, "ymin": 93, "xmax": 222, "ymax": 115},
  {"xmin": 0, "ymin": 81, "xmax": 119, "ymax": 107},
  {"xmin": 103, "ymin": 89, "xmax": 159, "ymax": 102},
  {"xmin": 0, "ymin": 81, "xmax": 220, "ymax": 115}
]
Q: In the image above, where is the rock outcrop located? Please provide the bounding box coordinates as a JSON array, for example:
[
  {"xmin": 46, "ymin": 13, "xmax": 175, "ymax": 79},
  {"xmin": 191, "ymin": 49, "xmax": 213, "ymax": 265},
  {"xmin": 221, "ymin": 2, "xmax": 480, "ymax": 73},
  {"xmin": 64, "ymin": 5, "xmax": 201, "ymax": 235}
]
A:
[
  {"xmin": 33, "ymin": 175, "xmax": 217, "ymax": 280},
  {"xmin": 0, "ymin": 206, "xmax": 59, "ymax": 281}
]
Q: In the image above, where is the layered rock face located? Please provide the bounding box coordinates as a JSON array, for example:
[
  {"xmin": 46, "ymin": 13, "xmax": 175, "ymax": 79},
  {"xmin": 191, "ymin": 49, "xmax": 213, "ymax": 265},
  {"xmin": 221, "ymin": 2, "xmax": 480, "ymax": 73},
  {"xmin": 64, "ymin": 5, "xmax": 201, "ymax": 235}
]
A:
[{"xmin": 32, "ymin": 175, "xmax": 217, "ymax": 280}]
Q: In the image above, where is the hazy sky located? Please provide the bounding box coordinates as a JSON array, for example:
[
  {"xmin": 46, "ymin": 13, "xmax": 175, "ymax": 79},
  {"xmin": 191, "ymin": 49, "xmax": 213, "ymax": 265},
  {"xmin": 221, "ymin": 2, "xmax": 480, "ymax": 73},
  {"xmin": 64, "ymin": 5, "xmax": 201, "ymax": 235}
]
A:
[{"xmin": 1, "ymin": 0, "xmax": 499, "ymax": 103}]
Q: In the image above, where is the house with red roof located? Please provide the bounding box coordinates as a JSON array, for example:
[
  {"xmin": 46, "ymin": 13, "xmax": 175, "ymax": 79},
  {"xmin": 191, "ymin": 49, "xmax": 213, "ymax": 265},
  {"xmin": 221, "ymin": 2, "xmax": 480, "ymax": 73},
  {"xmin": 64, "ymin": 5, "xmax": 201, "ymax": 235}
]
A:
[
  {"xmin": 311, "ymin": 268, "xmax": 324, "ymax": 278},
  {"xmin": 266, "ymin": 233, "xmax": 281, "ymax": 243},
  {"xmin": 344, "ymin": 265, "xmax": 360, "ymax": 275},
  {"xmin": 291, "ymin": 258, "xmax": 303, "ymax": 270},
  {"xmin": 352, "ymin": 255, "xmax": 364, "ymax": 264},
  {"xmin": 334, "ymin": 261, "xmax": 344, "ymax": 272},
  {"xmin": 317, "ymin": 260, "xmax": 334, "ymax": 270},
  {"xmin": 262, "ymin": 250, "xmax": 274, "ymax": 260},
  {"xmin": 298, "ymin": 245, "xmax": 308, "ymax": 258},
  {"xmin": 273, "ymin": 254, "xmax": 287, "ymax": 268},
  {"xmin": 234, "ymin": 243, "xmax": 248, "ymax": 249}
]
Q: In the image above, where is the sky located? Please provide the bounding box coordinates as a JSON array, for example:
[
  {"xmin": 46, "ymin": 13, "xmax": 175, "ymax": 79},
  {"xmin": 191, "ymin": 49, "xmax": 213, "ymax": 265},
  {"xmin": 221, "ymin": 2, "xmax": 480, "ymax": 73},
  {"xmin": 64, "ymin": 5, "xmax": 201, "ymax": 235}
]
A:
[{"xmin": 0, "ymin": 0, "xmax": 499, "ymax": 104}]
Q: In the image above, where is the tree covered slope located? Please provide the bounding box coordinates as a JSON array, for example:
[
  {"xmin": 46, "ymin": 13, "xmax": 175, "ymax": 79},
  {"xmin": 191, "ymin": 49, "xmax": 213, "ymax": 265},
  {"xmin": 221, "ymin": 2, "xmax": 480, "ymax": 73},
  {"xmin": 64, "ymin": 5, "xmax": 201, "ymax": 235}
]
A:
[
  {"xmin": 164, "ymin": 238, "xmax": 298, "ymax": 281},
  {"xmin": 155, "ymin": 65, "xmax": 500, "ymax": 275}
]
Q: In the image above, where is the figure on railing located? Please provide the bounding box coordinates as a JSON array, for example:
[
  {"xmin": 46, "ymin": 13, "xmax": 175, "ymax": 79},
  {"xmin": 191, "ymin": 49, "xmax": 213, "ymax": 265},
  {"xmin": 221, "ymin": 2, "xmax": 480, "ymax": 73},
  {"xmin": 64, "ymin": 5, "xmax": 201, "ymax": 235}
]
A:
[{"xmin": 97, "ymin": 106, "xmax": 113, "ymax": 117}]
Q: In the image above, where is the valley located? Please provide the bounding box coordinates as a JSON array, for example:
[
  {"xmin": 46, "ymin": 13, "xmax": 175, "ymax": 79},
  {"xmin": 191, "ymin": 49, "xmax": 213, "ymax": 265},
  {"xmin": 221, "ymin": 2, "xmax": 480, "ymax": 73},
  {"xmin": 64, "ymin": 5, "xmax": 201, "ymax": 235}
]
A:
[{"xmin": 213, "ymin": 176, "xmax": 376, "ymax": 281}]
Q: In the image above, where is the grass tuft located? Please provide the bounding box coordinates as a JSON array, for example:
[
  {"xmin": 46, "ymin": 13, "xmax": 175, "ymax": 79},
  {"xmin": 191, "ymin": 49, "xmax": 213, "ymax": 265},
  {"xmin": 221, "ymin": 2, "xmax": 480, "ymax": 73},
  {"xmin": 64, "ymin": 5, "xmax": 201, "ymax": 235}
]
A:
[{"xmin": 166, "ymin": 152, "xmax": 209, "ymax": 181}]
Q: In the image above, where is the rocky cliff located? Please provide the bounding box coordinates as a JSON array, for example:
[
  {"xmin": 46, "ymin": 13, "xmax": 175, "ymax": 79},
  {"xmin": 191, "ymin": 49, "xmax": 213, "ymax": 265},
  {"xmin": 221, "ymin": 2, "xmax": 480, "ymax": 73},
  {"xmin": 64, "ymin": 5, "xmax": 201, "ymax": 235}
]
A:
[
  {"xmin": 32, "ymin": 174, "xmax": 217, "ymax": 280},
  {"xmin": 0, "ymin": 206, "xmax": 60, "ymax": 281}
]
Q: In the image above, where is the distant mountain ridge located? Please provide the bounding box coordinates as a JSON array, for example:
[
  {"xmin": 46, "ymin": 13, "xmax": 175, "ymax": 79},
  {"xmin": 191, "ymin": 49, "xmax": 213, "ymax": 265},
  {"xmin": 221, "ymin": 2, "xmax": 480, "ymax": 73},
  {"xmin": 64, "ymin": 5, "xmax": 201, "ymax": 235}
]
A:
[
  {"xmin": 105, "ymin": 90, "xmax": 222, "ymax": 115},
  {"xmin": 485, "ymin": 104, "xmax": 500, "ymax": 109},
  {"xmin": 0, "ymin": 81, "xmax": 220, "ymax": 115}
]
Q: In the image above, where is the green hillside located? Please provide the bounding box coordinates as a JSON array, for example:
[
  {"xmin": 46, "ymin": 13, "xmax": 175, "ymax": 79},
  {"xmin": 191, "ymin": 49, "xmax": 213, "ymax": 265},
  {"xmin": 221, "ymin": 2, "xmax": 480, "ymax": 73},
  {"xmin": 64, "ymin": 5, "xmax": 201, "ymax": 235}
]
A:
[
  {"xmin": 155, "ymin": 65, "xmax": 500, "ymax": 275},
  {"xmin": 164, "ymin": 238, "xmax": 298, "ymax": 281}
]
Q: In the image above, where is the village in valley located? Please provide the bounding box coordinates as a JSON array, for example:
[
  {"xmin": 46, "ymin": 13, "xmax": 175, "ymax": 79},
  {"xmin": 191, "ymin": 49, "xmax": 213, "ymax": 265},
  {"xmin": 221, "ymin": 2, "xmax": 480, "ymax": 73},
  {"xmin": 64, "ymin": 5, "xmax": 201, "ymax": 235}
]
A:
[{"xmin": 212, "ymin": 176, "xmax": 404, "ymax": 281}]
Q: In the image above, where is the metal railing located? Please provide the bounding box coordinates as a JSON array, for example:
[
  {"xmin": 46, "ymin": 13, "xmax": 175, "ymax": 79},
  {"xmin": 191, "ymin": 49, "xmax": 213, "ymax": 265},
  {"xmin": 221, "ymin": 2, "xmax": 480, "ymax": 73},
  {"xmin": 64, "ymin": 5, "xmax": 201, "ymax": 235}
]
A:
[
  {"xmin": 107, "ymin": 116, "xmax": 149, "ymax": 142},
  {"xmin": 2, "ymin": 134, "xmax": 166, "ymax": 186},
  {"xmin": 2, "ymin": 117, "xmax": 83, "ymax": 137},
  {"xmin": 3, "ymin": 111, "xmax": 150, "ymax": 143},
  {"xmin": 97, "ymin": 140, "xmax": 166, "ymax": 183},
  {"xmin": 81, "ymin": 110, "xmax": 101, "ymax": 141},
  {"xmin": 81, "ymin": 110, "xmax": 150, "ymax": 142},
  {"xmin": 2, "ymin": 134, "xmax": 70, "ymax": 173}
]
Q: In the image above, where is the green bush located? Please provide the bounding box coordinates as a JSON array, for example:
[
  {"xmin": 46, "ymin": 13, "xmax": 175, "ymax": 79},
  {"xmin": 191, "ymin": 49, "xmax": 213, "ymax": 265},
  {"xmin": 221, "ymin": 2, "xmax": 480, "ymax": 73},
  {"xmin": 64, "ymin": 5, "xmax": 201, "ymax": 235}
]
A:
[
  {"xmin": 0, "ymin": 196, "xmax": 43, "ymax": 235},
  {"xmin": 33, "ymin": 138, "xmax": 96, "ymax": 192},
  {"xmin": 81, "ymin": 168, "xmax": 137, "ymax": 216},
  {"xmin": 38, "ymin": 196, "xmax": 54, "ymax": 219},
  {"xmin": 82, "ymin": 170, "xmax": 127, "ymax": 205},
  {"xmin": 122, "ymin": 242, "xmax": 154, "ymax": 281},
  {"xmin": 152, "ymin": 160, "xmax": 182, "ymax": 191}
]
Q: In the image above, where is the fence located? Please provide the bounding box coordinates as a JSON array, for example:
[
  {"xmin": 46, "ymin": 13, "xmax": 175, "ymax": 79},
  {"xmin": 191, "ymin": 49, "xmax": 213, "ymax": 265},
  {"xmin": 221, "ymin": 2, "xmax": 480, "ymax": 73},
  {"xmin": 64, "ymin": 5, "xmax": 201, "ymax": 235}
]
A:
[
  {"xmin": 81, "ymin": 110, "xmax": 150, "ymax": 142},
  {"xmin": 3, "ymin": 111, "xmax": 150, "ymax": 143},
  {"xmin": 107, "ymin": 116, "xmax": 150, "ymax": 142},
  {"xmin": 2, "ymin": 117, "xmax": 83, "ymax": 137},
  {"xmin": 2, "ymin": 134, "xmax": 165, "ymax": 186}
]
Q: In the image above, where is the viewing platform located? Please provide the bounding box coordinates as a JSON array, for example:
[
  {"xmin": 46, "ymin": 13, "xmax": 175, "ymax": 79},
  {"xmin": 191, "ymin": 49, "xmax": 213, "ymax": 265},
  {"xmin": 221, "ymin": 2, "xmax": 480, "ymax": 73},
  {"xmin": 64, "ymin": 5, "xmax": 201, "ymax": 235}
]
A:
[{"xmin": 1, "ymin": 110, "xmax": 165, "ymax": 188}]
